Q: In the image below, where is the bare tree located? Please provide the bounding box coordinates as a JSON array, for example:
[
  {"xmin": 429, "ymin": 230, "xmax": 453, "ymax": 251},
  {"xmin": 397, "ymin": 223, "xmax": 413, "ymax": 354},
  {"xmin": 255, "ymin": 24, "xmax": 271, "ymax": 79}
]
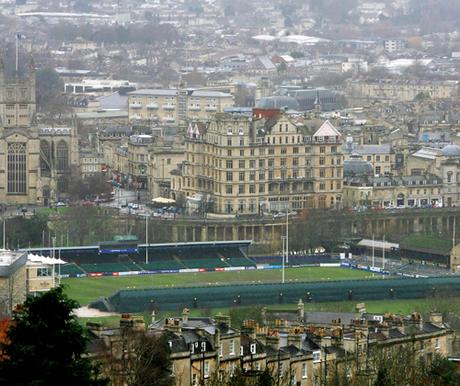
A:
[{"xmin": 101, "ymin": 327, "xmax": 172, "ymax": 386}]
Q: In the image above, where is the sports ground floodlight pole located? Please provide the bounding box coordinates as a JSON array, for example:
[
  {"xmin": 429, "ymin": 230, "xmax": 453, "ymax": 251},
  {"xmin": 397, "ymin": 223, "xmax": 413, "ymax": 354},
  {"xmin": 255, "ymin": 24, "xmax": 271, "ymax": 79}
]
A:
[
  {"xmin": 371, "ymin": 234, "xmax": 375, "ymax": 269},
  {"xmin": 145, "ymin": 215, "xmax": 149, "ymax": 265},
  {"xmin": 382, "ymin": 235, "xmax": 385, "ymax": 271},
  {"xmin": 286, "ymin": 211, "xmax": 289, "ymax": 264},
  {"xmin": 281, "ymin": 236, "xmax": 286, "ymax": 284}
]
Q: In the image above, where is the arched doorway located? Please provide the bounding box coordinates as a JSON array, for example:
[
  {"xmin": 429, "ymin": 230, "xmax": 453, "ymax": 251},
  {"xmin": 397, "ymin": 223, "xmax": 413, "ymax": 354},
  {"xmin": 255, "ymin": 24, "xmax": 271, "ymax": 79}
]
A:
[{"xmin": 396, "ymin": 193, "xmax": 405, "ymax": 207}]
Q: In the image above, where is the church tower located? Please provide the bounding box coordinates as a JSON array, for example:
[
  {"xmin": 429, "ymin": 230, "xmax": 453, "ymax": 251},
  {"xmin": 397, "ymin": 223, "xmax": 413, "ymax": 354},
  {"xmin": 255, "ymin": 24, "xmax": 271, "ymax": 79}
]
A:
[{"xmin": 0, "ymin": 57, "xmax": 36, "ymax": 128}]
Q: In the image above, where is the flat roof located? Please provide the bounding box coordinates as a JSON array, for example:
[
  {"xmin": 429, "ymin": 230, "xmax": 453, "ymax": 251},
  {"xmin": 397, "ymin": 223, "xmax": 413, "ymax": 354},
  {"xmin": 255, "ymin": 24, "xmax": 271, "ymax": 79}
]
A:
[
  {"xmin": 24, "ymin": 240, "xmax": 252, "ymax": 253},
  {"xmin": 191, "ymin": 90, "xmax": 232, "ymax": 98},
  {"xmin": 129, "ymin": 89, "xmax": 178, "ymax": 96},
  {"xmin": 357, "ymin": 239, "xmax": 399, "ymax": 250},
  {"xmin": 0, "ymin": 250, "xmax": 24, "ymax": 266},
  {"xmin": 0, "ymin": 250, "xmax": 28, "ymax": 277},
  {"xmin": 76, "ymin": 111, "xmax": 128, "ymax": 119}
]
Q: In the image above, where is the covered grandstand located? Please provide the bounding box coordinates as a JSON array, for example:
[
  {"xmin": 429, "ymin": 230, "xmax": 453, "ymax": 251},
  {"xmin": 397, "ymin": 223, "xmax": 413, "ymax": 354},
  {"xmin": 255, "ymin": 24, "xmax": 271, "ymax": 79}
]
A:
[
  {"xmin": 25, "ymin": 241, "xmax": 343, "ymax": 277},
  {"xmin": 399, "ymin": 234, "xmax": 452, "ymax": 267},
  {"xmin": 27, "ymin": 241, "xmax": 255, "ymax": 277}
]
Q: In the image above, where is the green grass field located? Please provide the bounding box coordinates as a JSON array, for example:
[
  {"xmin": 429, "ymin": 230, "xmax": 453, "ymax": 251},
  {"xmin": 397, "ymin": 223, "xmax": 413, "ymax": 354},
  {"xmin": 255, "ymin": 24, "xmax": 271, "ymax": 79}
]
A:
[
  {"xmin": 63, "ymin": 267, "xmax": 375, "ymax": 305},
  {"xmin": 78, "ymin": 296, "xmax": 460, "ymax": 329}
]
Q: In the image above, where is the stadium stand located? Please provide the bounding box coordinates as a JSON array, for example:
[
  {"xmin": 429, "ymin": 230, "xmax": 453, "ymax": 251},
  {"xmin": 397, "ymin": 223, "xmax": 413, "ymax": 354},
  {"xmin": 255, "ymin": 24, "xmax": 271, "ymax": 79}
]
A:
[
  {"xmin": 181, "ymin": 258, "xmax": 227, "ymax": 269},
  {"xmin": 140, "ymin": 261, "xmax": 185, "ymax": 271},
  {"xmin": 80, "ymin": 262, "xmax": 141, "ymax": 273},
  {"xmin": 60, "ymin": 263, "xmax": 86, "ymax": 276},
  {"xmin": 227, "ymin": 257, "xmax": 255, "ymax": 267},
  {"xmin": 30, "ymin": 241, "xmax": 253, "ymax": 275},
  {"xmin": 252, "ymin": 254, "xmax": 341, "ymax": 266}
]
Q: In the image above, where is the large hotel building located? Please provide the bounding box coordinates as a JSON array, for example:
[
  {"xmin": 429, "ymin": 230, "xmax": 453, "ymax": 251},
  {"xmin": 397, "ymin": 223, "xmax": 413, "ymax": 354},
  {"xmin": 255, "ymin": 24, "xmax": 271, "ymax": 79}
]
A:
[{"xmin": 172, "ymin": 111, "xmax": 343, "ymax": 214}]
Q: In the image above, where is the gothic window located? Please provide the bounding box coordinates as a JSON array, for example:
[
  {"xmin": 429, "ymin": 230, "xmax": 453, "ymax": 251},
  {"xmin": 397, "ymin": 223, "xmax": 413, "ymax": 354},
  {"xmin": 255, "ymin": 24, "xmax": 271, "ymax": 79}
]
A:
[
  {"xmin": 7, "ymin": 143, "xmax": 27, "ymax": 194},
  {"xmin": 40, "ymin": 140, "xmax": 51, "ymax": 176},
  {"xmin": 57, "ymin": 176, "xmax": 68, "ymax": 192},
  {"xmin": 56, "ymin": 141, "xmax": 69, "ymax": 172}
]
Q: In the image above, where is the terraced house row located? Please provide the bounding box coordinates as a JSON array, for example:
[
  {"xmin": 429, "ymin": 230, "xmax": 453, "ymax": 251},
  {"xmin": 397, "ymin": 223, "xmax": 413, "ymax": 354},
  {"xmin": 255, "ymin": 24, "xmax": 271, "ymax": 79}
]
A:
[{"xmin": 87, "ymin": 304, "xmax": 454, "ymax": 386}]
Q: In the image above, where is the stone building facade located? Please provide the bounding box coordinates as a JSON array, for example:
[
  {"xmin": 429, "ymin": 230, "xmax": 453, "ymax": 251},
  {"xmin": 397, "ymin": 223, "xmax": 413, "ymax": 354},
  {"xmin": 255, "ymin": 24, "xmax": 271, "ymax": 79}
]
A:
[
  {"xmin": 0, "ymin": 58, "xmax": 79, "ymax": 205},
  {"xmin": 128, "ymin": 89, "xmax": 234, "ymax": 126},
  {"xmin": 88, "ymin": 306, "xmax": 454, "ymax": 386},
  {"xmin": 172, "ymin": 113, "xmax": 343, "ymax": 214},
  {"xmin": 348, "ymin": 79, "xmax": 459, "ymax": 104}
]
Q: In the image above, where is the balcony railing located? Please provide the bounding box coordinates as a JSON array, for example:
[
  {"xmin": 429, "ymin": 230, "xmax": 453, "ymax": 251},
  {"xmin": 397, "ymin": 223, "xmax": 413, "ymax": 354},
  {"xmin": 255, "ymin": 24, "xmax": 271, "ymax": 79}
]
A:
[
  {"xmin": 146, "ymin": 103, "xmax": 159, "ymax": 109},
  {"xmin": 130, "ymin": 103, "xmax": 142, "ymax": 109}
]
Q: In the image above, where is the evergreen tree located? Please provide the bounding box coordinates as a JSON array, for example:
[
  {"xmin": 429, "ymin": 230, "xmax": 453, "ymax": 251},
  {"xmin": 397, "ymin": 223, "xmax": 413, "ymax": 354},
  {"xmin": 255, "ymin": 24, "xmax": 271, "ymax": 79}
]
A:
[
  {"xmin": 373, "ymin": 368, "xmax": 395, "ymax": 386},
  {"xmin": 0, "ymin": 286, "xmax": 108, "ymax": 386}
]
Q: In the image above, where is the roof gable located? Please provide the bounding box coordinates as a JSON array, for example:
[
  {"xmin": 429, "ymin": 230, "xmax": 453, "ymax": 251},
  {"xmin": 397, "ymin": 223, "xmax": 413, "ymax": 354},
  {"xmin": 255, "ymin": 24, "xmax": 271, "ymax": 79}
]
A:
[{"xmin": 313, "ymin": 120, "xmax": 341, "ymax": 138}]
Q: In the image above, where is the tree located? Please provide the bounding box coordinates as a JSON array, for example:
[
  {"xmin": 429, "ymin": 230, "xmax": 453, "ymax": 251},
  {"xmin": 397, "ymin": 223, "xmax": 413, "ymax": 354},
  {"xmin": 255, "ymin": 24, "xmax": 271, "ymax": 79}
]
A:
[
  {"xmin": 4, "ymin": 212, "xmax": 48, "ymax": 249},
  {"xmin": 0, "ymin": 318, "xmax": 10, "ymax": 361},
  {"xmin": 208, "ymin": 366, "xmax": 278, "ymax": 386},
  {"xmin": 290, "ymin": 210, "xmax": 346, "ymax": 252},
  {"xmin": 414, "ymin": 92, "xmax": 431, "ymax": 102},
  {"xmin": 65, "ymin": 166, "xmax": 112, "ymax": 201},
  {"xmin": 327, "ymin": 345, "xmax": 460, "ymax": 386},
  {"xmin": 123, "ymin": 331, "xmax": 172, "ymax": 386},
  {"xmin": 36, "ymin": 68, "xmax": 66, "ymax": 115},
  {"xmin": 0, "ymin": 286, "xmax": 108, "ymax": 386},
  {"xmin": 424, "ymin": 355, "xmax": 460, "ymax": 386},
  {"xmin": 373, "ymin": 368, "xmax": 396, "ymax": 386},
  {"xmin": 309, "ymin": 0, "xmax": 358, "ymax": 22},
  {"xmin": 54, "ymin": 206, "xmax": 115, "ymax": 245},
  {"xmin": 229, "ymin": 306, "xmax": 263, "ymax": 328}
]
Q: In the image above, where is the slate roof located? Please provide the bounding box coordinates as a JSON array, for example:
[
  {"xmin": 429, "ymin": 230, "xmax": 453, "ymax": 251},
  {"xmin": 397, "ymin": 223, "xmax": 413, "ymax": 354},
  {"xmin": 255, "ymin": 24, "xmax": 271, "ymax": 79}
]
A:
[
  {"xmin": 302, "ymin": 337, "xmax": 321, "ymax": 352},
  {"xmin": 389, "ymin": 328, "xmax": 406, "ymax": 339},
  {"xmin": 280, "ymin": 344, "xmax": 306, "ymax": 357},
  {"xmin": 352, "ymin": 143, "xmax": 392, "ymax": 155},
  {"xmin": 97, "ymin": 91, "xmax": 128, "ymax": 109},
  {"xmin": 304, "ymin": 312, "xmax": 358, "ymax": 325}
]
